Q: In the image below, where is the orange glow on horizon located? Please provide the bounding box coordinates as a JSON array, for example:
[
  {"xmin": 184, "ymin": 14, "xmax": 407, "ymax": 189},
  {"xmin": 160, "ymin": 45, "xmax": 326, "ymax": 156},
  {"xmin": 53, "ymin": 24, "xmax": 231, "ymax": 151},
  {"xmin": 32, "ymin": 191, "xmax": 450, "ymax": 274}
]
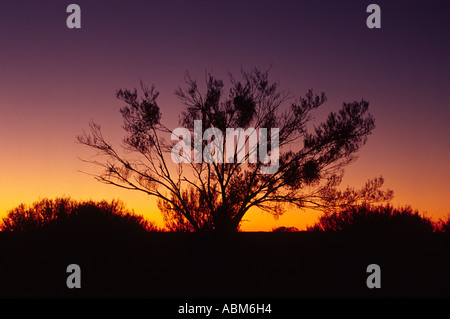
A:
[
  {"xmin": 1, "ymin": 167, "xmax": 448, "ymax": 232},
  {"xmin": 1, "ymin": 108, "xmax": 448, "ymax": 231}
]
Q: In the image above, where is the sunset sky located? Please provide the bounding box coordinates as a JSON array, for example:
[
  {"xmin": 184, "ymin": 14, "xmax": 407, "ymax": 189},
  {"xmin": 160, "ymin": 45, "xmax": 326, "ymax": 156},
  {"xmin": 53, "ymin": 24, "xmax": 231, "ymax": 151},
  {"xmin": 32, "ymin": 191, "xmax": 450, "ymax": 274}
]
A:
[{"xmin": 0, "ymin": 0, "xmax": 449, "ymax": 231}]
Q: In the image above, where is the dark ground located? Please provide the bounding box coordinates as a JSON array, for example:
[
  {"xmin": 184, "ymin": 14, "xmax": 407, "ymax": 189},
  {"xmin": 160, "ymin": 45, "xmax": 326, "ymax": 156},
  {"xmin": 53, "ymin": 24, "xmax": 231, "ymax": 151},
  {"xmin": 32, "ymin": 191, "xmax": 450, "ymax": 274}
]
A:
[{"xmin": 0, "ymin": 230, "xmax": 449, "ymax": 298}]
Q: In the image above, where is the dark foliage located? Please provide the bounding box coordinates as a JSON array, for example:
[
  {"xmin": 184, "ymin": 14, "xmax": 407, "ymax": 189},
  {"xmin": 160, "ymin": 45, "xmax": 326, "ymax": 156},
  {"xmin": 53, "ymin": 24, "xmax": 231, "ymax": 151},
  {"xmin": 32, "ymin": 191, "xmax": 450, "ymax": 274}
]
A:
[
  {"xmin": 272, "ymin": 226, "xmax": 300, "ymax": 232},
  {"xmin": 78, "ymin": 68, "xmax": 393, "ymax": 232},
  {"xmin": 435, "ymin": 215, "xmax": 450, "ymax": 234},
  {"xmin": 307, "ymin": 204, "xmax": 435, "ymax": 234},
  {"xmin": 0, "ymin": 197, "xmax": 160, "ymax": 233}
]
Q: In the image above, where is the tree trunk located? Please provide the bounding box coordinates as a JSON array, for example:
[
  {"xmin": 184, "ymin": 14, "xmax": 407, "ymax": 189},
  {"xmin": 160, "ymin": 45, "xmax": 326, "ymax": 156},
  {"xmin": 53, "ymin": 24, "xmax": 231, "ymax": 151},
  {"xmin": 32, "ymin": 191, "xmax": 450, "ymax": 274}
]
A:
[{"xmin": 212, "ymin": 206, "xmax": 239, "ymax": 232}]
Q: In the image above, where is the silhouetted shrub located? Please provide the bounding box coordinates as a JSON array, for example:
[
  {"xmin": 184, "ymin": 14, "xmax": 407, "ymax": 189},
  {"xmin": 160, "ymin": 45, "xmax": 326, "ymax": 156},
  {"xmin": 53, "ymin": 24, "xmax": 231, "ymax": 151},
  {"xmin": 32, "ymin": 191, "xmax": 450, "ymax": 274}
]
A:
[
  {"xmin": 307, "ymin": 204, "xmax": 435, "ymax": 235},
  {"xmin": 272, "ymin": 226, "xmax": 300, "ymax": 232},
  {"xmin": 0, "ymin": 197, "xmax": 161, "ymax": 233},
  {"xmin": 435, "ymin": 215, "xmax": 450, "ymax": 234}
]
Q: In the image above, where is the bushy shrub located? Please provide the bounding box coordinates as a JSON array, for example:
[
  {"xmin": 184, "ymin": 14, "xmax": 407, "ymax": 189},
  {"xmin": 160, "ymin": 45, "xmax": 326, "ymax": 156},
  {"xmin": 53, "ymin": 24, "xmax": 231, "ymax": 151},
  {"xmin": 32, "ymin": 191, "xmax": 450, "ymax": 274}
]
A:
[
  {"xmin": 1, "ymin": 197, "xmax": 161, "ymax": 233},
  {"xmin": 272, "ymin": 226, "xmax": 300, "ymax": 232},
  {"xmin": 435, "ymin": 215, "xmax": 450, "ymax": 234},
  {"xmin": 307, "ymin": 204, "xmax": 435, "ymax": 234}
]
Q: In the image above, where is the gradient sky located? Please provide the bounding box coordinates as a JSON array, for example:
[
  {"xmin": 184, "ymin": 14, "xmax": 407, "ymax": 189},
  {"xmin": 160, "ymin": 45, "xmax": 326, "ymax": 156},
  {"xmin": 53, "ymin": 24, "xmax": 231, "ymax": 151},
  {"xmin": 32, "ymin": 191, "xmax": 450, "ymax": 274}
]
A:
[{"xmin": 1, "ymin": 0, "xmax": 449, "ymax": 230}]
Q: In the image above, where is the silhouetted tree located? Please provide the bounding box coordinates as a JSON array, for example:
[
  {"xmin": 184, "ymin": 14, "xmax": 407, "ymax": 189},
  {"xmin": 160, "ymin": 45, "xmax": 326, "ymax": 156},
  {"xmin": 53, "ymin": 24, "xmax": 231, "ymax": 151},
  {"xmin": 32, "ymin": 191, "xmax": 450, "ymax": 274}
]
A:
[
  {"xmin": 78, "ymin": 68, "xmax": 392, "ymax": 232},
  {"xmin": 307, "ymin": 204, "xmax": 435, "ymax": 234},
  {"xmin": 0, "ymin": 198, "xmax": 160, "ymax": 233}
]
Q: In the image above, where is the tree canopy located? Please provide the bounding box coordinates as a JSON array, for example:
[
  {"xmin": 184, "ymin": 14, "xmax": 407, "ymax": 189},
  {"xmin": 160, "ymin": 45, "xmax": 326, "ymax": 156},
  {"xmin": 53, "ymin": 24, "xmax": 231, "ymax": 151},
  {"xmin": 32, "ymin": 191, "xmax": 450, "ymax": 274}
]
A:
[{"xmin": 78, "ymin": 68, "xmax": 393, "ymax": 232}]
